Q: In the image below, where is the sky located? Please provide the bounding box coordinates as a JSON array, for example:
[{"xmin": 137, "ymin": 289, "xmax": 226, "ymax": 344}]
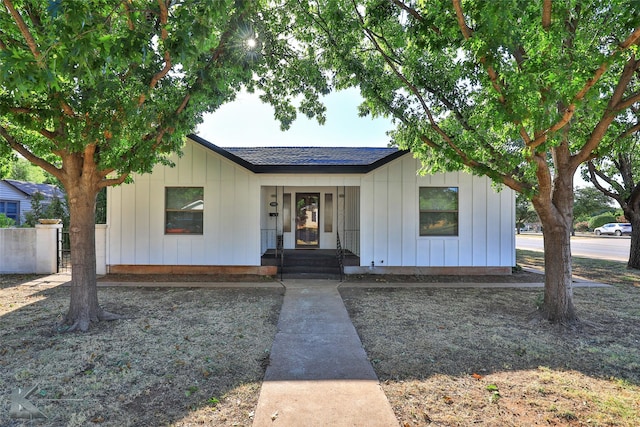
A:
[
  {"xmin": 195, "ymin": 87, "xmax": 592, "ymax": 188},
  {"xmin": 195, "ymin": 88, "xmax": 394, "ymax": 148}
]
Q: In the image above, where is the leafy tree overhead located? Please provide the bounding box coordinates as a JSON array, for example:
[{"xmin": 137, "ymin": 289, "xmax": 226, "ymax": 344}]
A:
[
  {"xmin": 293, "ymin": 0, "xmax": 640, "ymax": 323},
  {"xmin": 0, "ymin": 1, "xmax": 327, "ymax": 331}
]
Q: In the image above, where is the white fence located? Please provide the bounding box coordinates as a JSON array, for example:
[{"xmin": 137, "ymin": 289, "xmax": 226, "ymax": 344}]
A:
[{"xmin": 0, "ymin": 224, "xmax": 107, "ymax": 275}]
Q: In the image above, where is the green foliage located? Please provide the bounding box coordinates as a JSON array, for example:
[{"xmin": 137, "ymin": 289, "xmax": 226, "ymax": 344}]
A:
[
  {"xmin": 589, "ymin": 214, "xmax": 618, "ymax": 229},
  {"xmin": 574, "ymin": 187, "xmax": 614, "ymax": 223},
  {"xmin": 23, "ymin": 192, "xmax": 69, "ymax": 227},
  {"xmin": 0, "ymin": 2, "xmax": 328, "ymax": 324},
  {"xmin": 3, "ymin": 157, "xmax": 48, "ymax": 182},
  {"xmin": 292, "ymin": 1, "xmax": 640, "ymax": 193},
  {"xmin": 516, "ymin": 193, "xmax": 538, "ymax": 228},
  {"xmin": 0, "ymin": 213, "xmax": 15, "ymax": 228},
  {"xmin": 23, "ymin": 191, "xmax": 46, "ymax": 227},
  {"xmin": 46, "ymin": 195, "xmax": 69, "ymax": 227},
  {"xmin": 0, "ymin": 1, "xmax": 327, "ymax": 180}
]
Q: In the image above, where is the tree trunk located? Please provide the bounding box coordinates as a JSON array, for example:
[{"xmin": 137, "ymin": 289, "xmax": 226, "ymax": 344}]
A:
[
  {"xmin": 627, "ymin": 213, "xmax": 640, "ymax": 270},
  {"xmin": 531, "ymin": 156, "xmax": 578, "ymax": 325},
  {"xmin": 539, "ymin": 219, "xmax": 577, "ymax": 323},
  {"xmin": 62, "ymin": 178, "xmax": 118, "ymax": 332}
]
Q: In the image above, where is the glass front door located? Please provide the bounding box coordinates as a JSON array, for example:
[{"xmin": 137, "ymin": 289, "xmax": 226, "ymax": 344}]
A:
[{"xmin": 295, "ymin": 193, "xmax": 320, "ymax": 248}]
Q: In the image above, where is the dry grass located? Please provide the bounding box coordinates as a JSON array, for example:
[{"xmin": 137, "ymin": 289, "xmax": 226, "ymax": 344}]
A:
[
  {"xmin": 340, "ymin": 251, "xmax": 640, "ymax": 426},
  {"xmin": 0, "ymin": 276, "xmax": 283, "ymax": 426},
  {"xmin": 2, "ymin": 250, "xmax": 639, "ymax": 426}
]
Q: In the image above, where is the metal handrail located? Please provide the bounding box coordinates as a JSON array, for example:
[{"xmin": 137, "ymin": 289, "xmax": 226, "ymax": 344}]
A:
[
  {"xmin": 336, "ymin": 231, "xmax": 345, "ymax": 281},
  {"xmin": 276, "ymin": 234, "xmax": 284, "ymax": 281}
]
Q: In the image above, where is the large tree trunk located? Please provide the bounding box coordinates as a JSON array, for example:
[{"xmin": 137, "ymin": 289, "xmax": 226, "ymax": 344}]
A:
[
  {"xmin": 627, "ymin": 212, "xmax": 640, "ymax": 270},
  {"xmin": 539, "ymin": 218, "xmax": 577, "ymax": 323},
  {"xmin": 532, "ymin": 154, "xmax": 578, "ymax": 325},
  {"xmin": 60, "ymin": 155, "xmax": 120, "ymax": 332}
]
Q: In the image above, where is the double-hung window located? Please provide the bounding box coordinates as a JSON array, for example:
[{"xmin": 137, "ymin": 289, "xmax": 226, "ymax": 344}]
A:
[
  {"xmin": 0, "ymin": 201, "xmax": 19, "ymax": 224},
  {"xmin": 165, "ymin": 187, "xmax": 204, "ymax": 234},
  {"xmin": 419, "ymin": 187, "xmax": 458, "ymax": 236}
]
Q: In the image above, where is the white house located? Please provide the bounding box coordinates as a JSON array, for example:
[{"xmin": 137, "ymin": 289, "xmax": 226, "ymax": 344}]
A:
[{"xmin": 105, "ymin": 135, "xmax": 515, "ymax": 276}]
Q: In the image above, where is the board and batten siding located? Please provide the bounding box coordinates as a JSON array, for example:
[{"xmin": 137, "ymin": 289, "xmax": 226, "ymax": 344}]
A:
[
  {"xmin": 106, "ymin": 139, "xmax": 515, "ymax": 270},
  {"xmin": 107, "ymin": 141, "xmax": 261, "ymax": 267},
  {"xmin": 359, "ymin": 154, "xmax": 515, "ymax": 268}
]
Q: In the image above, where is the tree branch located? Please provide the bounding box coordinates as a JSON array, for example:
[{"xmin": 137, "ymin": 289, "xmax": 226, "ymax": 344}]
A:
[
  {"xmin": 138, "ymin": 0, "xmax": 172, "ymax": 106},
  {"xmin": 613, "ymin": 88, "xmax": 640, "ymax": 112},
  {"xmin": 0, "ymin": 125, "xmax": 61, "ymax": 177},
  {"xmin": 620, "ymin": 121, "xmax": 640, "ymax": 140},
  {"xmin": 121, "ymin": 1, "xmax": 135, "ymax": 31},
  {"xmin": 542, "ymin": 0, "xmax": 552, "ymax": 29},
  {"xmin": 529, "ymin": 33, "xmax": 640, "ymax": 151},
  {"xmin": 452, "ymin": 0, "xmax": 472, "ymax": 39},
  {"xmin": 391, "ymin": 0, "xmax": 424, "ymax": 23},
  {"xmin": 99, "ymin": 172, "xmax": 129, "ymax": 188},
  {"xmin": 573, "ymin": 54, "xmax": 639, "ymax": 168},
  {"xmin": 2, "ymin": 0, "xmax": 42, "ymax": 63},
  {"xmin": 587, "ymin": 161, "xmax": 623, "ymax": 202}
]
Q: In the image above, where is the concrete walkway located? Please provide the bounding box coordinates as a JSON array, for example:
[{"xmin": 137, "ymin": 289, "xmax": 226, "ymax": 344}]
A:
[{"xmin": 252, "ymin": 280, "xmax": 399, "ymax": 427}]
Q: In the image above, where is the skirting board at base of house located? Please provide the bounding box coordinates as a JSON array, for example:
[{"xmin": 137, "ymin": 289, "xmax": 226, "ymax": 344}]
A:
[
  {"xmin": 344, "ymin": 266, "xmax": 512, "ymax": 275},
  {"xmin": 108, "ymin": 265, "xmax": 278, "ymax": 276}
]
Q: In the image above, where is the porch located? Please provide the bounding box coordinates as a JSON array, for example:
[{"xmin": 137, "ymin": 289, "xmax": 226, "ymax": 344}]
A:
[
  {"xmin": 261, "ymin": 249, "xmax": 360, "ymax": 279},
  {"xmin": 260, "ymin": 186, "xmax": 361, "ymax": 255}
]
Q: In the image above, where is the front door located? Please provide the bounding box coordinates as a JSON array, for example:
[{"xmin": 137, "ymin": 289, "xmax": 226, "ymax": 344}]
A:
[{"xmin": 295, "ymin": 193, "xmax": 320, "ymax": 248}]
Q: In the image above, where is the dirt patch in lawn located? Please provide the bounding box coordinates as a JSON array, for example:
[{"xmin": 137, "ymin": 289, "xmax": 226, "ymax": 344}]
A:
[
  {"xmin": 0, "ymin": 275, "xmax": 283, "ymax": 426},
  {"xmin": 339, "ymin": 282, "xmax": 640, "ymax": 426}
]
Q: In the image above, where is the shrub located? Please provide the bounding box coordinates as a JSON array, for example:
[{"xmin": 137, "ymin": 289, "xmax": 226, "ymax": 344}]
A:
[
  {"xmin": 574, "ymin": 221, "xmax": 590, "ymax": 232},
  {"xmin": 0, "ymin": 213, "xmax": 16, "ymax": 228},
  {"xmin": 589, "ymin": 213, "xmax": 617, "ymax": 229},
  {"xmin": 616, "ymin": 214, "xmax": 629, "ymax": 222}
]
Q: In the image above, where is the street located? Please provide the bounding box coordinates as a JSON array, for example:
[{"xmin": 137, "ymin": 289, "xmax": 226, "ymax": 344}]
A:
[{"xmin": 516, "ymin": 233, "xmax": 631, "ymax": 262}]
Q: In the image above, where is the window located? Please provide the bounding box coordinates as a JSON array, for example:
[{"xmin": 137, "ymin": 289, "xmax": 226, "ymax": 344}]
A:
[
  {"xmin": 283, "ymin": 193, "xmax": 291, "ymax": 232},
  {"xmin": 419, "ymin": 187, "xmax": 458, "ymax": 236},
  {"xmin": 0, "ymin": 201, "xmax": 19, "ymax": 224},
  {"xmin": 324, "ymin": 193, "xmax": 333, "ymax": 232},
  {"xmin": 165, "ymin": 187, "xmax": 203, "ymax": 234}
]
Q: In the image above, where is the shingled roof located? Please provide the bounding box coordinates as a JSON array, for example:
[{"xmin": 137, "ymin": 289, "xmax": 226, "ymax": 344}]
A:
[
  {"xmin": 3, "ymin": 179, "xmax": 64, "ymax": 199},
  {"xmin": 189, "ymin": 134, "xmax": 408, "ymax": 173}
]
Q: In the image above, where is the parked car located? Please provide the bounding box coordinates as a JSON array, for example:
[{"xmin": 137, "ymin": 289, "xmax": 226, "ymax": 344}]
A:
[{"xmin": 593, "ymin": 223, "xmax": 631, "ymax": 236}]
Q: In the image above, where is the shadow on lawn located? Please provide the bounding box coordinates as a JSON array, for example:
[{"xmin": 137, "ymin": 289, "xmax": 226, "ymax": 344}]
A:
[
  {"xmin": 0, "ymin": 278, "xmax": 283, "ymax": 427},
  {"xmin": 340, "ymin": 285, "xmax": 640, "ymax": 386}
]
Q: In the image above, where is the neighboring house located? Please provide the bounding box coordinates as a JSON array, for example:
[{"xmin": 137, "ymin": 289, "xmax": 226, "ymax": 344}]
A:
[
  {"xmin": 0, "ymin": 179, "xmax": 64, "ymax": 226},
  {"xmin": 105, "ymin": 135, "xmax": 515, "ymax": 275}
]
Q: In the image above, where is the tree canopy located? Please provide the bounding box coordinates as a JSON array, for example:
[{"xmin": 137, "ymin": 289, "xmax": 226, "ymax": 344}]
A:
[
  {"xmin": 1, "ymin": 0, "xmax": 327, "ymax": 185},
  {"xmin": 292, "ymin": 0, "xmax": 640, "ymax": 323},
  {"xmin": 0, "ymin": 0, "xmax": 327, "ymax": 331},
  {"xmin": 586, "ymin": 132, "xmax": 640, "ymax": 268}
]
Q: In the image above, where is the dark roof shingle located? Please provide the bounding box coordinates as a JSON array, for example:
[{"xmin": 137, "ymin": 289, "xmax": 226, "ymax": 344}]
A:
[
  {"xmin": 3, "ymin": 179, "xmax": 64, "ymax": 199},
  {"xmin": 222, "ymin": 147, "xmax": 400, "ymax": 166},
  {"xmin": 188, "ymin": 134, "xmax": 407, "ymax": 173}
]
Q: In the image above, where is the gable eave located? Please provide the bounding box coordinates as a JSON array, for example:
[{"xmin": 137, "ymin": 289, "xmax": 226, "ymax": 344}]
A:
[
  {"xmin": 187, "ymin": 133, "xmax": 410, "ymax": 174},
  {"xmin": 2, "ymin": 179, "xmax": 32, "ymax": 197}
]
